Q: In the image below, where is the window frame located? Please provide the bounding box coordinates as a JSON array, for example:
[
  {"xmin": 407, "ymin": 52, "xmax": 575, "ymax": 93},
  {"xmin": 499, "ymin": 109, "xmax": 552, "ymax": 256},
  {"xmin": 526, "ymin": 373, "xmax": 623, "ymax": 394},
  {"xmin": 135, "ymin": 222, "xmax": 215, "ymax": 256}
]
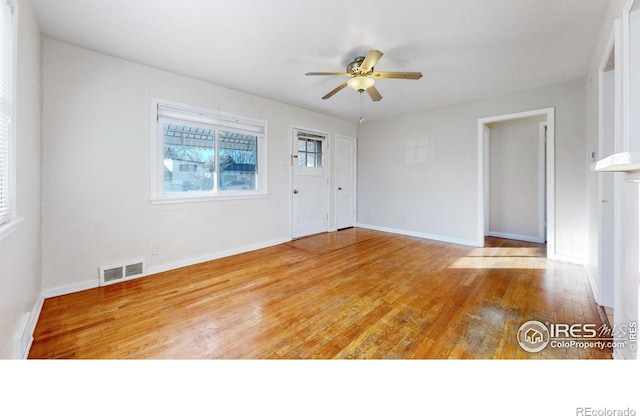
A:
[
  {"xmin": 0, "ymin": 0, "xmax": 17, "ymax": 239},
  {"xmin": 150, "ymin": 98, "xmax": 268, "ymax": 204}
]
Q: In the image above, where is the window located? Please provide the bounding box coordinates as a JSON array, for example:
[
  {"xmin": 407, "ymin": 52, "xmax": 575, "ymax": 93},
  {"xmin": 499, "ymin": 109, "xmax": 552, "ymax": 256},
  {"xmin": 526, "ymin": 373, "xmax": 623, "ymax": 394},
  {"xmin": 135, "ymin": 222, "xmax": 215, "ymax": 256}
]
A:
[
  {"xmin": 152, "ymin": 100, "xmax": 267, "ymax": 202},
  {"xmin": 0, "ymin": 0, "xmax": 15, "ymax": 228},
  {"xmin": 297, "ymin": 136, "xmax": 323, "ymax": 167}
]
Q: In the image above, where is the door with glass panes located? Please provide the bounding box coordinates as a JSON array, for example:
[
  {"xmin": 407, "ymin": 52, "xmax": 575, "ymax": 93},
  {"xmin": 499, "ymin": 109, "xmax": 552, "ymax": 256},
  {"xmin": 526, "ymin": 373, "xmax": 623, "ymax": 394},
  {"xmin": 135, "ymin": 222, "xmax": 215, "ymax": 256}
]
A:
[{"xmin": 292, "ymin": 129, "xmax": 328, "ymax": 238}]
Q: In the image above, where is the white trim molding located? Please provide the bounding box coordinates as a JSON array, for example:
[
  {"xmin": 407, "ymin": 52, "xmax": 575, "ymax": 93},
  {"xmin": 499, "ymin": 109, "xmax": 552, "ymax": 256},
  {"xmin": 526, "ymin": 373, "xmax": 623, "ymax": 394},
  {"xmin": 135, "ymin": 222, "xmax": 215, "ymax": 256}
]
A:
[
  {"xmin": 356, "ymin": 223, "xmax": 480, "ymax": 248},
  {"xmin": 477, "ymin": 107, "xmax": 556, "ymax": 258},
  {"xmin": 145, "ymin": 237, "xmax": 290, "ymax": 276}
]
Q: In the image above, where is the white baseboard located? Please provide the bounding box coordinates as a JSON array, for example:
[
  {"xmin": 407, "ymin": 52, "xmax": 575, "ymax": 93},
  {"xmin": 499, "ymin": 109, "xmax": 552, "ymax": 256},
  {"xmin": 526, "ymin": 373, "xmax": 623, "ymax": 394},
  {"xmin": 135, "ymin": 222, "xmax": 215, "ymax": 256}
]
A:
[
  {"xmin": 145, "ymin": 237, "xmax": 291, "ymax": 277},
  {"xmin": 12, "ymin": 313, "xmax": 31, "ymax": 359},
  {"xmin": 42, "ymin": 279, "xmax": 99, "ymax": 300},
  {"xmin": 486, "ymin": 231, "xmax": 544, "ymax": 244},
  {"xmin": 356, "ymin": 223, "xmax": 480, "ymax": 247},
  {"xmin": 584, "ymin": 265, "xmax": 600, "ymax": 305},
  {"xmin": 548, "ymin": 253, "xmax": 585, "ymax": 265},
  {"xmin": 12, "ymin": 294, "xmax": 44, "ymax": 359}
]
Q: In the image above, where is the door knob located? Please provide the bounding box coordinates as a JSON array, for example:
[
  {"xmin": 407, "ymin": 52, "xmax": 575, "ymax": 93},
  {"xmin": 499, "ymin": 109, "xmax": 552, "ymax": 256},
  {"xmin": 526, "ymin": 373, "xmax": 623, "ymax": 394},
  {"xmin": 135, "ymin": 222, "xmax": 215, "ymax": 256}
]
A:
[
  {"xmin": 338, "ymin": 187, "xmax": 343, "ymax": 191},
  {"xmin": 293, "ymin": 189, "xmax": 299, "ymax": 194}
]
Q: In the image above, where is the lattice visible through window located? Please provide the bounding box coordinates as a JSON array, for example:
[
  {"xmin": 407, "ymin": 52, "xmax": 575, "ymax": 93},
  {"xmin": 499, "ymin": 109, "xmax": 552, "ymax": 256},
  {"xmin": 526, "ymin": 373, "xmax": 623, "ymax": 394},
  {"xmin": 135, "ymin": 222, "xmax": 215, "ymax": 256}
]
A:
[
  {"xmin": 162, "ymin": 123, "xmax": 217, "ymax": 192},
  {"xmin": 155, "ymin": 101, "xmax": 266, "ymax": 197}
]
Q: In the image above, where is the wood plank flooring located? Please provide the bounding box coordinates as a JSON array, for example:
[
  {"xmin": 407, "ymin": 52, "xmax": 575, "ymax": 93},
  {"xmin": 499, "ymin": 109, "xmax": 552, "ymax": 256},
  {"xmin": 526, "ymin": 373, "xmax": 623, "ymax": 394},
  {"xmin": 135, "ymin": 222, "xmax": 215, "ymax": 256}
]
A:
[{"xmin": 28, "ymin": 228, "xmax": 612, "ymax": 359}]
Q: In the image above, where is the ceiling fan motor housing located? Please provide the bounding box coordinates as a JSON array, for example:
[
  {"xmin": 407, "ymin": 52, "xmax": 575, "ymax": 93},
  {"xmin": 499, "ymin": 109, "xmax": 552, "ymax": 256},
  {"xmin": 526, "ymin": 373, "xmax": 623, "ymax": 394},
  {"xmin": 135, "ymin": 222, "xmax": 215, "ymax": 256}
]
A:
[{"xmin": 348, "ymin": 57, "xmax": 368, "ymax": 75}]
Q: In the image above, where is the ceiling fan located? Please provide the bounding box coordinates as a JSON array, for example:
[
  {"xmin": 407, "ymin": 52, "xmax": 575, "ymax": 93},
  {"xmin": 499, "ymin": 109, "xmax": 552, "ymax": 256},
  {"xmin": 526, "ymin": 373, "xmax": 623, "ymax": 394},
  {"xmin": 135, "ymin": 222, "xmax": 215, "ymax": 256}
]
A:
[{"xmin": 305, "ymin": 50, "xmax": 422, "ymax": 102}]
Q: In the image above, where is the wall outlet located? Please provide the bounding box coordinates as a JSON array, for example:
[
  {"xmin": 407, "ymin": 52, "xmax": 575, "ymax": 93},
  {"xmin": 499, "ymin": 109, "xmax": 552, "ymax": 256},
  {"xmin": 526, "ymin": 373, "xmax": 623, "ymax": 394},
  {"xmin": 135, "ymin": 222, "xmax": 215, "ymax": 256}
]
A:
[{"xmin": 152, "ymin": 244, "xmax": 160, "ymax": 256}]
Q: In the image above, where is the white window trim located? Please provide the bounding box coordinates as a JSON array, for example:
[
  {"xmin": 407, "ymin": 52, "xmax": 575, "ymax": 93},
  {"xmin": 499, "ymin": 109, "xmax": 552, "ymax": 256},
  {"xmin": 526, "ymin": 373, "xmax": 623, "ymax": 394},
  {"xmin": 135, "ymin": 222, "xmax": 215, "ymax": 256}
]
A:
[
  {"xmin": 0, "ymin": 0, "xmax": 18, "ymax": 240},
  {"xmin": 149, "ymin": 98, "xmax": 269, "ymax": 204}
]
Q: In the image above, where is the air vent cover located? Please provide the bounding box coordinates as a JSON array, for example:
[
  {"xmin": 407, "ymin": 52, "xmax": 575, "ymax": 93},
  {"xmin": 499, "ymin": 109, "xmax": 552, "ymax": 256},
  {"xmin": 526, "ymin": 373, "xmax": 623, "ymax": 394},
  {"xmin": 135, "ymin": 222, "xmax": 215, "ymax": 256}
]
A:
[
  {"xmin": 103, "ymin": 267, "xmax": 123, "ymax": 283},
  {"xmin": 125, "ymin": 262, "xmax": 144, "ymax": 277},
  {"xmin": 100, "ymin": 259, "xmax": 145, "ymax": 286}
]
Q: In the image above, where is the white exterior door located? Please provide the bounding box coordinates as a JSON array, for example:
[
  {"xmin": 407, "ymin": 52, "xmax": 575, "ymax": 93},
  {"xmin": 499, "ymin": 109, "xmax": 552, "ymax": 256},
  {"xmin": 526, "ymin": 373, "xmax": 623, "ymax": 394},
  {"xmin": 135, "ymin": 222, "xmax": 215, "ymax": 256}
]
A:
[
  {"xmin": 292, "ymin": 129, "xmax": 328, "ymax": 238},
  {"xmin": 336, "ymin": 135, "xmax": 356, "ymax": 229}
]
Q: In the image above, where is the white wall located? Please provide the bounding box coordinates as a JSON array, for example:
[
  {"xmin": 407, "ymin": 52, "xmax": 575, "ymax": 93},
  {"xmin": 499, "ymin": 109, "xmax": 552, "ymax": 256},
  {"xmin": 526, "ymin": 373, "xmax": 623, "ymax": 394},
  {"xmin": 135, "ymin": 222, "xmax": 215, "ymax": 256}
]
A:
[
  {"xmin": 41, "ymin": 39, "xmax": 356, "ymax": 293},
  {"xmin": 357, "ymin": 79, "xmax": 587, "ymax": 259},
  {"xmin": 488, "ymin": 116, "xmax": 545, "ymax": 242},
  {"xmin": 0, "ymin": 0, "xmax": 42, "ymax": 359}
]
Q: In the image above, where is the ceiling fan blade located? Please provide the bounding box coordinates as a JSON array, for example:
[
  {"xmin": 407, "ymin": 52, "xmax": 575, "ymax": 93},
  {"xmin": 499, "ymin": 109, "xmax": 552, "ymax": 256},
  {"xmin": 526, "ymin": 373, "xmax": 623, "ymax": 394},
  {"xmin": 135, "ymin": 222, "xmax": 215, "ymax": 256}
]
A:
[
  {"xmin": 359, "ymin": 50, "xmax": 383, "ymax": 73},
  {"xmin": 366, "ymin": 85, "xmax": 382, "ymax": 102},
  {"xmin": 306, "ymin": 72, "xmax": 351, "ymax": 76},
  {"xmin": 372, "ymin": 71, "xmax": 423, "ymax": 80},
  {"xmin": 322, "ymin": 82, "xmax": 348, "ymax": 99}
]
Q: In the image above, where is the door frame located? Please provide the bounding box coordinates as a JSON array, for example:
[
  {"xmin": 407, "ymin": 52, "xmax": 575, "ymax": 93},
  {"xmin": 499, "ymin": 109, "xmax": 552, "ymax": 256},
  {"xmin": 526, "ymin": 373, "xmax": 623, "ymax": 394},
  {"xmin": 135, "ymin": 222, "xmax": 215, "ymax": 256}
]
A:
[
  {"xmin": 334, "ymin": 135, "xmax": 357, "ymax": 230},
  {"xmin": 477, "ymin": 107, "xmax": 555, "ymax": 256},
  {"xmin": 537, "ymin": 121, "xmax": 548, "ymax": 243},
  {"xmin": 290, "ymin": 126, "xmax": 330, "ymax": 239}
]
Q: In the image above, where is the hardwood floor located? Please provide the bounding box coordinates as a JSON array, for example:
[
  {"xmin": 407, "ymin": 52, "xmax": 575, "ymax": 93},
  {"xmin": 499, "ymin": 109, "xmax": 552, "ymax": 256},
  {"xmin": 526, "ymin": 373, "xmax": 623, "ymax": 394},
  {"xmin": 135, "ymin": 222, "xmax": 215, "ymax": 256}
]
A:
[{"xmin": 28, "ymin": 228, "xmax": 612, "ymax": 359}]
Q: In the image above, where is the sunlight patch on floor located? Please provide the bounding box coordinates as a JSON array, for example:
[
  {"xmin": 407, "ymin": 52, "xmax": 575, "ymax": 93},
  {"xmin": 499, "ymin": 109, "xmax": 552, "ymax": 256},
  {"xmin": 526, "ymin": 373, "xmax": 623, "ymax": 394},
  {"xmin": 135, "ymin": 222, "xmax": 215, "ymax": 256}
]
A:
[
  {"xmin": 448, "ymin": 246, "xmax": 549, "ymax": 269},
  {"xmin": 465, "ymin": 247, "xmax": 544, "ymax": 258},
  {"xmin": 449, "ymin": 256, "xmax": 550, "ymax": 269}
]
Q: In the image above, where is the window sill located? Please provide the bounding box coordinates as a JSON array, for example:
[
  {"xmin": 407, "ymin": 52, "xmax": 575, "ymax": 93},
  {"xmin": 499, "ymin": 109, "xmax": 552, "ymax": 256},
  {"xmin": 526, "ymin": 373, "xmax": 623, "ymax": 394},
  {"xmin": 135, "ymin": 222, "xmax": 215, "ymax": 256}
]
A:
[
  {"xmin": 592, "ymin": 151, "xmax": 640, "ymax": 172},
  {"xmin": 149, "ymin": 192, "xmax": 270, "ymax": 205},
  {"xmin": 0, "ymin": 217, "xmax": 24, "ymax": 242}
]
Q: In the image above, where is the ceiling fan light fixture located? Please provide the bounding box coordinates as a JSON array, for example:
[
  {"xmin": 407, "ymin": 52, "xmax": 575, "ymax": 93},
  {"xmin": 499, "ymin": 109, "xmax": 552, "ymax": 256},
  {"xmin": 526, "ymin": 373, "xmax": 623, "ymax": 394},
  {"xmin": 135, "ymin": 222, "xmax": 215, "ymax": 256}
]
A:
[
  {"xmin": 306, "ymin": 50, "xmax": 422, "ymax": 101},
  {"xmin": 347, "ymin": 75, "xmax": 375, "ymax": 91}
]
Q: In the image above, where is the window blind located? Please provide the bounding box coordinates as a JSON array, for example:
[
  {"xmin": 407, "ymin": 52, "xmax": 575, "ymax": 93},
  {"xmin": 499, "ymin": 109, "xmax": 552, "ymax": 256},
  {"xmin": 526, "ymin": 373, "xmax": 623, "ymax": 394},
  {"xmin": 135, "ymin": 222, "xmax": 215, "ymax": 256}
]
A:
[
  {"xmin": 157, "ymin": 102, "xmax": 266, "ymax": 136},
  {"xmin": 0, "ymin": 0, "xmax": 13, "ymax": 226}
]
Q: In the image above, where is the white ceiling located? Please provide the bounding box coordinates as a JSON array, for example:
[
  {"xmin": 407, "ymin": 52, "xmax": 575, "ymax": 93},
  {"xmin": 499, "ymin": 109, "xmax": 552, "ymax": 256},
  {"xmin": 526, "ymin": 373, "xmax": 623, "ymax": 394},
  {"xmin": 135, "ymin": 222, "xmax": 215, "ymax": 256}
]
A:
[{"xmin": 28, "ymin": 0, "xmax": 608, "ymax": 123}]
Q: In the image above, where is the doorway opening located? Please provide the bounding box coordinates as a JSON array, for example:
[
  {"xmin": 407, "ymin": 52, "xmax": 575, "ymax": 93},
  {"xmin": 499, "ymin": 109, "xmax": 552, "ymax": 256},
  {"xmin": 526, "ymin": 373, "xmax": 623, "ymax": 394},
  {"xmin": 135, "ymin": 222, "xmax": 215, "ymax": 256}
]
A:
[{"xmin": 477, "ymin": 108, "xmax": 555, "ymax": 258}]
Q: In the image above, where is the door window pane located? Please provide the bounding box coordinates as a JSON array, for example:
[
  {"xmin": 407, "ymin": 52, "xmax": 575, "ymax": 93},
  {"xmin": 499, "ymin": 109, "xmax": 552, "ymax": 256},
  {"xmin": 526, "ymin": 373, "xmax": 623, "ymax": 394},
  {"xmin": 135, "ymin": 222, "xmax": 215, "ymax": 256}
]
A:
[{"xmin": 298, "ymin": 138, "xmax": 323, "ymax": 167}]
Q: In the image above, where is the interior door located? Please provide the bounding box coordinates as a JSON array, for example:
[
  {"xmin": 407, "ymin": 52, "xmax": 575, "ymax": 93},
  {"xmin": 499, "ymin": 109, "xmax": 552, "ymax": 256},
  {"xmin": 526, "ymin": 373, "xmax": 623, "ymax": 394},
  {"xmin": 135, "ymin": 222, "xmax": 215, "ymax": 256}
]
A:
[
  {"xmin": 336, "ymin": 136, "xmax": 356, "ymax": 229},
  {"xmin": 598, "ymin": 68, "xmax": 616, "ymax": 308},
  {"xmin": 292, "ymin": 130, "xmax": 328, "ymax": 238}
]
